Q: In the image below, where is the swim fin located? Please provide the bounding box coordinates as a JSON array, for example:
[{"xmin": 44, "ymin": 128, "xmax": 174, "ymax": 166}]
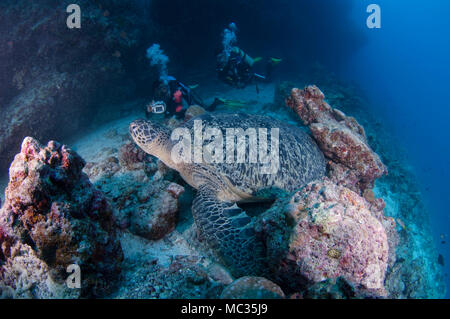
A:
[
  {"xmin": 223, "ymin": 99, "xmax": 250, "ymax": 109},
  {"xmin": 253, "ymin": 57, "xmax": 263, "ymax": 63},
  {"xmin": 188, "ymin": 84, "xmax": 199, "ymax": 90},
  {"xmin": 270, "ymin": 57, "xmax": 283, "ymax": 65},
  {"xmin": 216, "ymin": 98, "xmax": 250, "ymax": 109}
]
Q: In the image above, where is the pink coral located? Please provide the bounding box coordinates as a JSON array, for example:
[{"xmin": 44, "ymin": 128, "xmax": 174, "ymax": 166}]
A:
[
  {"xmin": 282, "ymin": 179, "xmax": 390, "ymax": 297},
  {"xmin": 0, "ymin": 137, "xmax": 123, "ymax": 296}
]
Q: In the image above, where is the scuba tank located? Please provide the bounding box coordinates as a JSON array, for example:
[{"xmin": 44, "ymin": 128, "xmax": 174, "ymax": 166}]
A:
[{"xmin": 231, "ymin": 47, "xmax": 254, "ymax": 67}]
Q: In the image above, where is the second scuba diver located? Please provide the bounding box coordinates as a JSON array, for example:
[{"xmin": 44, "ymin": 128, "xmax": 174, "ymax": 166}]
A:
[{"xmin": 216, "ymin": 23, "xmax": 282, "ymax": 89}]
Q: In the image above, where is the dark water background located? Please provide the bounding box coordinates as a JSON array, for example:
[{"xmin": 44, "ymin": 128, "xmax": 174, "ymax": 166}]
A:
[{"xmin": 341, "ymin": 0, "xmax": 450, "ymax": 297}]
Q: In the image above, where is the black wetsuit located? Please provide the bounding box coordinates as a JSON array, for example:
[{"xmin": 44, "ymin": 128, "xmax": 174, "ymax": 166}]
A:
[
  {"xmin": 217, "ymin": 51, "xmax": 274, "ymax": 89},
  {"xmin": 217, "ymin": 51, "xmax": 254, "ymax": 88}
]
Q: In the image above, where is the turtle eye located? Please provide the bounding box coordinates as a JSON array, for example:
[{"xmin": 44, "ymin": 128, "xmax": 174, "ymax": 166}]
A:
[{"xmin": 129, "ymin": 120, "xmax": 149, "ymax": 141}]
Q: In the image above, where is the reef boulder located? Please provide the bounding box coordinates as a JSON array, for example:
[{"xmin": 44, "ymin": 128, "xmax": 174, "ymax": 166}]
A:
[
  {"xmin": 84, "ymin": 140, "xmax": 185, "ymax": 240},
  {"xmin": 0, "ymin": 241, "xmax": 79, "ymax": 299},
  {"xmin": 118, "ymin": 141, "xmax": 152, "ymax": 171},
  {"xmin": 129, "ymin": 182, "xmax": 185, "ymax": 240},
  {"xmin": 276, "ymin": 179, "xmax": 390, "ymax": 297},
  {"xmin": 0, "ymin": 137, "xmax": 123, "ymax": 297},
  {"xmin": 286, "ymin": 85, "xmax": 387, "ymax": 193}
]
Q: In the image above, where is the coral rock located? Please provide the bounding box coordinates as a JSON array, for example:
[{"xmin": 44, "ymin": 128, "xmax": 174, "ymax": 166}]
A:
[
  {"xmin": 280, "ymin": 179, "xmax": 390, "ymax": 297},
  {"xmin": 286, "ymin": 85, "xmax": 328, "ymax": 125},
  {"xmin": 286, "ymin": 86, "xmax": 387, "ymax": 192},
  {"xmin": 130, "ymin": 181, "xmax": 184, "ymax": 240},
  {"xmin": 0, "ymin": 241, "xmax": 79, "ymax": 299},
  {"xmin": 221, "ymin": 276, "xmax": 285, "ymax": 299},
  {"xmin": 0, "ymin": 137, "xmax": 123, "ymax": 297},
  {"xmin": 85, "ymin": 146, "xmax": 183, "ymax": 241},
  {"xmin": 118, "ymin": 141, "xmax": 151, "ymax": 170}
]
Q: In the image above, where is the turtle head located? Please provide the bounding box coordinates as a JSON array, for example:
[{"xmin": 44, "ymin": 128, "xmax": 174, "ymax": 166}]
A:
[{"xmin": 129, "ymin": 119, "xmax": 171, "ymax": 157}]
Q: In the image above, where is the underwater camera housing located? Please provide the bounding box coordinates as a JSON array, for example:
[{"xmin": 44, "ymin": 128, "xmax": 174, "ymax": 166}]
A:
[{"xmin": 147, "ymin": 100, "xmax": 167, "ymax": 114}]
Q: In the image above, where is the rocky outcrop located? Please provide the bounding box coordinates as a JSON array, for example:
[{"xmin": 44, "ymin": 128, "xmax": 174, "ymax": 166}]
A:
[
  {"xmin": 277, "ymin": 180, "xmax": 392, "ymax": 297},
  {"xmin": 118, "ymin": 141, "xmax": 154, "ymax": 171},
  {"xmin": 129, "ymin": 182, "xmax": 185, "ymax": 240},
  {"xmin": 0, "ymin": 137, "xmax": 123, "ymax": 298},
  {"xmin": 84, "ymin": 139, "xmax": 185, "ymax": 240},
  {"xmin": 286, "ymin": 85, "xmax": 387, "ymax": 193},
  {"xmin": 0, "ymin": 241, "xmax": 80, "ymax": 299}
]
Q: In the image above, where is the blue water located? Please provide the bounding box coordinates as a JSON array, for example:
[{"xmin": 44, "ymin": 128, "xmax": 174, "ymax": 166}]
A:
[{"xmin": 338, "ymin": 0, "xmax": 450, "ymax": 297}]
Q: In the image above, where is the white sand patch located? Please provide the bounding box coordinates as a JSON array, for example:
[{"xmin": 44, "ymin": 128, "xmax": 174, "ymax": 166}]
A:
[{"xmin": 70, "ymin": 114, "xmax": 138, "ymax": 163}]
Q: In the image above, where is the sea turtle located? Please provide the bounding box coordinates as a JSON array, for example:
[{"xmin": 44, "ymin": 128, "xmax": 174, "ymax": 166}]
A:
[{"xmin": 130, "ymin": 113, "xmax": 326, "ymax": 277}]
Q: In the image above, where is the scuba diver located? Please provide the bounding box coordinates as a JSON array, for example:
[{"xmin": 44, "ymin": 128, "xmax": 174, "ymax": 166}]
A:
[
  {"xmin": 216, "ymin": 23, "xmax": 282, "ymax": 89},
  {"xmin": 146, "ymin": 76, "xmax": 223, "ymax": 119},
  {"xmin": 146, "ymin": 76, "xmax": 197, "ymax": 119},
  {"xmin": 145, "ymin": 44, "xmax": 218, "ymax": 119}
]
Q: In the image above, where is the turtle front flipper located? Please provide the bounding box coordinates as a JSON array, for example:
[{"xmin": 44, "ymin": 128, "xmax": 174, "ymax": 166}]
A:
[{"xmin": 192, "ymin": 184, "xmax": 267, "ymax": 277}]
